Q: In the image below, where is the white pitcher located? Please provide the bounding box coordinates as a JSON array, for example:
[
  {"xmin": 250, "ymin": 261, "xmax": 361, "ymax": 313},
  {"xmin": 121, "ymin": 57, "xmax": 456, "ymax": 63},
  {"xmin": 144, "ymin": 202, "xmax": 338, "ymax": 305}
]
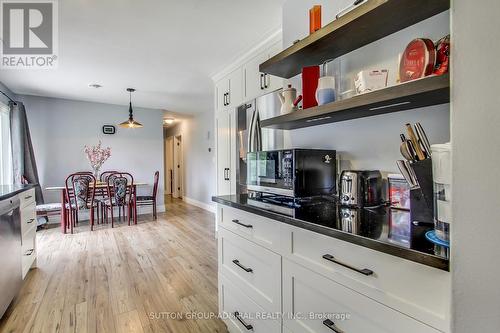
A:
[{"xmin": 278, "ymin": 85, "xmax": 298, "ymax": 115}]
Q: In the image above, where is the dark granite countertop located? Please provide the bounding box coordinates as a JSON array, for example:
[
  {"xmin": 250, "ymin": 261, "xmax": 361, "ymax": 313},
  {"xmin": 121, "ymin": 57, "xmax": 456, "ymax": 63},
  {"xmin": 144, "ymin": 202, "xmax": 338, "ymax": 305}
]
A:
[
  {"xmin": 0, "ymin": 184, "xmax": 36, "ymax": 201},
  {"xmin": 213, "ymin": 194, "xmax": 449, "ymax": 271}
]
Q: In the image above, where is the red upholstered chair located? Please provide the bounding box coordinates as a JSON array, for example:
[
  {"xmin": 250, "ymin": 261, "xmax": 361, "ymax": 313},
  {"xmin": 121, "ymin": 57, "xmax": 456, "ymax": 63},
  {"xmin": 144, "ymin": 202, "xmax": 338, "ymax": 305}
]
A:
[
  {"xmin": 64, "ymin": 173, "xmax": 97, "ymax": 233},
  {"xmin": 136, "ymin": 171, "xmax": 160, "ymax": 219},
  {"xmin": 102, "ymin": 172, "xmax": 134, "ymax": 227}
]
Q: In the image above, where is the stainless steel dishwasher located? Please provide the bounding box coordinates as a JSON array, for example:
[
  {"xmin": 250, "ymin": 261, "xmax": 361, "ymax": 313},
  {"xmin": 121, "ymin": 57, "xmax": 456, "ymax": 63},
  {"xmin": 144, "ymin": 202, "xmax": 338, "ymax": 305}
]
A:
[{"xmin": 0, "ymin": 197, "xmax": 22, "ymax": 318}]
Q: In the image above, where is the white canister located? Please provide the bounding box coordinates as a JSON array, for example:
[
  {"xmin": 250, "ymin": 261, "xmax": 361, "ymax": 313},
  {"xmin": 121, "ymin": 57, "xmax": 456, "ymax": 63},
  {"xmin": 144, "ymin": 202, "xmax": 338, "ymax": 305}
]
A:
[{"xmin": 431, "ymin": 143, "xmax": 452, "ymax": 241}]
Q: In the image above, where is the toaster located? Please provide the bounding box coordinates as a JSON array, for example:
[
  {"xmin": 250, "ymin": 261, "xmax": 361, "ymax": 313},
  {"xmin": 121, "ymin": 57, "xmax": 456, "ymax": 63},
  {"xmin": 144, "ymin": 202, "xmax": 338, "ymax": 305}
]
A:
[{"xmin": 339, "ymin": 170, "xmax": 383, "ymax": 207}]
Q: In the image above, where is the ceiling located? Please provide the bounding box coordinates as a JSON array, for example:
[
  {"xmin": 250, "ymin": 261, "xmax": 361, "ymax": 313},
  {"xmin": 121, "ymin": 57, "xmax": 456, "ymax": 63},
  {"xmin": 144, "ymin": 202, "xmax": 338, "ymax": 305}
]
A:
[{"xmin": 0, "ymin": 0, "xmax": 285, "ymax": 113}]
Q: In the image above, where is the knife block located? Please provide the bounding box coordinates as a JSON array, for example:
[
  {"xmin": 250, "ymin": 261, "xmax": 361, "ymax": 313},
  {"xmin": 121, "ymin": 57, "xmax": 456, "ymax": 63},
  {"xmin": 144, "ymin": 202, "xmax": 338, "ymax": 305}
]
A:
[{"xmin": 409, "ymin": 159, "xmax": 434, "ymax": 224}]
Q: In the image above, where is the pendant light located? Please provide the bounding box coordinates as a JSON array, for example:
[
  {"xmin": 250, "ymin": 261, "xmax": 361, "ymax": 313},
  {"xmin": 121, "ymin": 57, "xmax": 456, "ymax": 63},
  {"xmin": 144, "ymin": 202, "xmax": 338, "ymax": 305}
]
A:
[{"xmin": 119, "ymin": 88, "xmax": 143, "ymax": 128}]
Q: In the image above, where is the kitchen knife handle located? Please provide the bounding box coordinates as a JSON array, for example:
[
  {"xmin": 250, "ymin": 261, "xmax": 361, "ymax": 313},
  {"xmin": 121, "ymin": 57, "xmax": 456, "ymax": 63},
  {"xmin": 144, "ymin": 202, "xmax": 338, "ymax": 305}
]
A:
[
  {"xmin": 322, "ymin": 254, "xmax": 374, "ymax": 276},
  {"xmin": 415, "ymin": 123, "xmax": 432, "ymax": 157},
  {"xmin": 405, "ymin": 123, "xmax": 426, "ymax": 160},
  {"xmin": 232, "ymin": 259, "xmax": 253, "ymax": 273},
  {"xmin": 234, "ymin": 312, "xmax": 253, "ymax": 330},
  {"xmin": 323, "ymin": 319, "xmax": 345, "ymax": 333}
]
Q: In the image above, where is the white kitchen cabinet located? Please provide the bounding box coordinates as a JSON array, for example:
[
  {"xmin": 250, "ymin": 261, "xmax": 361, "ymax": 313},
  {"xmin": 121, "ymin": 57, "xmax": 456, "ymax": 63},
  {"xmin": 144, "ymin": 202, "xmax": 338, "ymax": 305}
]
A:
[
  {"xmin": 218, "ymin": 205, "xmax": 281, "ymax": 251},
  {"xmin": 279, "ymin": 223, "xmax": 450, "ymax": 332},
  {"xmin": 215, "ymin": 78, "xmax": 229, "ymax": 112},
  {"xmin": 215, "ymin": 108, "xmax": 236, "ymax": 196},
  {"xmin": 216, "ymin": 68, "xmax": 243, "ymax": 112},
  {"xmin": 219, "ymin": 275, "xmax": 281, "ymax": 333},
  {"xmin": 282, "ymin": 259, "xmax": 442, "ymax": 333},
  {"xmin": 243, "ymin": 43, "xmax": 284, "ymax": 100},
  {"xmin": 218, "ymin": 228, "xmax": 281, "ymax": 313},
  {"xmin": 19, "ymin": 188, "xmax": 37, "ymax": 279}
]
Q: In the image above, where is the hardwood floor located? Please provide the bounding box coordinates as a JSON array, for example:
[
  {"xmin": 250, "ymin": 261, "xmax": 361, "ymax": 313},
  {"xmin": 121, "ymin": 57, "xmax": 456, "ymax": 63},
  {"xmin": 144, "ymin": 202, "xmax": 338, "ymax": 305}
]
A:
[{"xmin": 0, "ymin": 198, "xmax": 228, "ymax": 333}]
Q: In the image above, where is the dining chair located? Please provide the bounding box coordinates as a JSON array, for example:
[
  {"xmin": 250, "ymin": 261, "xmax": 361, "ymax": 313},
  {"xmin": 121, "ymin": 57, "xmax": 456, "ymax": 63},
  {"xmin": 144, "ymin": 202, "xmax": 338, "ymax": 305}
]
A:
[
  {"xmin": 136, "ymin": 171, "xmax": 160, "ymax": 219},
  {"xmin": 100, "ymin": 170, "xmax": 119, "ymax": 182},
  {"xmin": 102, "ymin": 172, "xmax": 135, "ymax": 228},
  {"xmin": 95, "ymin": 170, "xmax": 120, "ymax": 223},
  {"xmin": 65, "ymin": 173, "xmax": 97, "ymax": 233}
]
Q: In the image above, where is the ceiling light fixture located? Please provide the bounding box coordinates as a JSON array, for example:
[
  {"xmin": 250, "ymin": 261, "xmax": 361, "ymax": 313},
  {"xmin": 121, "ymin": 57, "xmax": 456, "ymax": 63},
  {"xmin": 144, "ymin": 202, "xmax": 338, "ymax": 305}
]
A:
[
  {"xmin": 119, "ymin": 88, "xmax": 143, "ymax": 128},
  {"xmin": 164, "ymin": 117, "xmax": 175, "ymax": 125}
]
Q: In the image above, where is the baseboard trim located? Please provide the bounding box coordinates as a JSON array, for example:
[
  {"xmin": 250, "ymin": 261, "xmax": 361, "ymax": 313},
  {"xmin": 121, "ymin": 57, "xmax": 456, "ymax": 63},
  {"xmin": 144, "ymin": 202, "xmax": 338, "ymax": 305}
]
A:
[
  {"xmin": 43, "ymin": 204, "xmax": 166, "ymax": 224},
  {"xmin": 183, "ymin": 197, "xmax": 216, "ymax": 213}
]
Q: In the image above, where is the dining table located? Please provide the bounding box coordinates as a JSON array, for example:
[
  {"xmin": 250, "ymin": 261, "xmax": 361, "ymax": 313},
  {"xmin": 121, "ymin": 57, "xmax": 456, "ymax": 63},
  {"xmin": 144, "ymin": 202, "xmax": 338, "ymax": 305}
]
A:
[{"xmin": 46, "ymin": 182, "xmax": 148, "ymax": 233}]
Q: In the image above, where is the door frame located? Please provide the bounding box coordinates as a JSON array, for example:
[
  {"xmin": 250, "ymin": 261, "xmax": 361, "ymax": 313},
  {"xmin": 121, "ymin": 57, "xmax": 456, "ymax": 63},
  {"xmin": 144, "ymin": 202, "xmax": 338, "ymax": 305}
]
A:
[
  {"xmin": 164, "ymin": 136, "xmax": 174, "ymax": 195},
  {"xmin": 173, "ymin": 135, "xmax": 183, "ymax": 198}
]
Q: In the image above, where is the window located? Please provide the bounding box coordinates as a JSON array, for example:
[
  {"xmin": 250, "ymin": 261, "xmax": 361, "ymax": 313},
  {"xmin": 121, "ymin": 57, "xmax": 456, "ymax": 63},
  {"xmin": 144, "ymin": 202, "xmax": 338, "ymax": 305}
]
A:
[{"xmin": 0, "ymin": 102, "xmax": 12, "ymax": 185}]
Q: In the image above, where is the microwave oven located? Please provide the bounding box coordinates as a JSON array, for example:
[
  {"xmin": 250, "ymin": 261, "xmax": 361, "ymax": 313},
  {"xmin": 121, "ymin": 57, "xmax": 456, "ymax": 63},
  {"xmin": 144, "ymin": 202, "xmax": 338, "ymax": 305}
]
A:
[{"xmin": 247, "ymin": 149, "xmax": 337, "ymax": 197}]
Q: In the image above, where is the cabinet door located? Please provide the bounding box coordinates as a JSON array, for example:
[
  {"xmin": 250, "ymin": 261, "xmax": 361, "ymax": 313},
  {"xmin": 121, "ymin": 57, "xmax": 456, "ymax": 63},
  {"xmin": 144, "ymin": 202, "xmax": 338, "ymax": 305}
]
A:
[
  {"xmin": 228, "ymin": 108, "xmax": 237, "ymax": 194},
  {"xmin": 264, "ymin": 42, "xmax": 284, "ymax": 93},
  {"xmin": 216, "ymin": 78, "xmax": 229, "ymax": 112},
  {"xmin": 228, "ymin": 68, "xmax": 243, "ymax": 108},
  {"xmin": 243, "ymin": 50, "xmax": 269, "ymax": 100},
  {"xmin": 216, "ymin": 109, "xmax": 237, "ymax": 195},
  {"xmin": 216, "ymin": 111, "xmax": 231, "ymax": 195},
  {"xmin": 283, "ymin": 259, "xmax": 441, "ymax": 333}
]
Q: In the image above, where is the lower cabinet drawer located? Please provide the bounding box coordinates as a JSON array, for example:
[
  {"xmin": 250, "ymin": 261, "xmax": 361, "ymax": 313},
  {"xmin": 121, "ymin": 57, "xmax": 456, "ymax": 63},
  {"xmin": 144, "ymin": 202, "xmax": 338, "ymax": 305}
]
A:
[
  {"xmin": 21, "ymin": 227, "xmax": 36, "ymax": 278},
  {"xmin": 219, "ymin": 228, "xmax": 281, "ymax": 313},
  {"xmin": 218, "ymin": 206, "xmax": 281, "ymax": 251},
  {"xmin": 280, "ymin": 223, "xmax": 449, "ymax": 331},
  {"xmin": 220, "ymin": 275, "xmax": 280, "ymax": 333},
  {"xmin": 20, "ymin": 188, "xmax": 36, "ymax": 208},
  {"xmin": 21, "ymin": 202, "xmax": 37, "ymax": 235},
  {"xmin": 283, "ymin": 259, "xmax": 441, "ymax": 333}
]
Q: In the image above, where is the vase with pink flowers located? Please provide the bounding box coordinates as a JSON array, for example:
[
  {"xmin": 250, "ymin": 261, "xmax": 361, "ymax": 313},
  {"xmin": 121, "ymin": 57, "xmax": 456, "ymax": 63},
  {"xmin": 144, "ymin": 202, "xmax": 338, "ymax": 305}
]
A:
[{"xmin": 84, "ymin": 141, "xmax": 111, "ymax": 180}]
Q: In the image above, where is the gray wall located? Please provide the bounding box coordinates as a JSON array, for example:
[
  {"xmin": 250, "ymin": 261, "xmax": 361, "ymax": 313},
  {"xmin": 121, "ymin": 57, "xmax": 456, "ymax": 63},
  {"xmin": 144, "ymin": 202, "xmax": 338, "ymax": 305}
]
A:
[
  {"xmin": 165, "ymin": 111, "xmax": 215, "ymax": 205},
  {"xmin": 451, "ymin": 0, "xmax": 500, "ymax": 331},
  {"xmin": 282, "ymin": 1, "xmax": 450, "ymax": 173},
  {"xmin": 18, "ymin": 95, "xmax": 165, "ymax": 209}
]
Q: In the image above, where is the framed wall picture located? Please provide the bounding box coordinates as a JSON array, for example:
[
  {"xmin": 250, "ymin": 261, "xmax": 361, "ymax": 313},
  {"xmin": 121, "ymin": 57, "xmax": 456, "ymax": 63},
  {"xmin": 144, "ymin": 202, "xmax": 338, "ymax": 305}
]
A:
[{"xmin": 102, "ymin": 125, "xmax": 116, "ymax": 135}]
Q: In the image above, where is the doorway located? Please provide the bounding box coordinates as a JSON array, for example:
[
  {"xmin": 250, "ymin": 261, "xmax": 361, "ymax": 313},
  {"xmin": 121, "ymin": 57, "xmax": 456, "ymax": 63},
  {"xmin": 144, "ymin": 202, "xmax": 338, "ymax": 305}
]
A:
[
  {"xmin": 164, "ymin": 136, "xmax": 174, "ymax": 196},
  {"xmin": 165, "ymin": 134, "xmax": 183, "ymax": 199},
  {"xmin": 173, "ymin": 135, "xmax": 183, "ymax": 198}
]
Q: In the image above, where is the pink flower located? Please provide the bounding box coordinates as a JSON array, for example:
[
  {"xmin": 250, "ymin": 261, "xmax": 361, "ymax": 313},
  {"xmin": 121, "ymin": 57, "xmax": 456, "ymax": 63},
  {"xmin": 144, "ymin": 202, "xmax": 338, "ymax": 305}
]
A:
[{"xmin": 84, "ymin": 141, "xmax": 111, "ymax": 171}]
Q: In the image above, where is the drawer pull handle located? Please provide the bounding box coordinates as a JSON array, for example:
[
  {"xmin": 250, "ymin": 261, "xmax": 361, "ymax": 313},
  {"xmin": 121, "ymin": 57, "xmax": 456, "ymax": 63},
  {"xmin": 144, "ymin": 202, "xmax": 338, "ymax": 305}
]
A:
[
  {"xmin": 24, "ymin": 195, "xmax": 33, "ymax": 200},
  {"xmin": 234, "ymin": 311, "xmax": 253, "ymax": 330},
  {"xmin": 322, "ymin": 254, "xmax": 374, "ymax": 276},
  {"xmin": 231, "ymin": 219, "xmax": 253, "ymax": 228},
  {"xmin": 323, "ymin": 319, "xmax": 344, "ymax": 333},
  {"xmin": 27, "ymin": 218, "xmax": 35, "ymax": 224},
  {"xmin": 232, "ymin": 259, "xmax": 253, "ymax": 273},
  {"xmin": 24, "ymin": 249, "xmax": 34, "ymax": 256}
]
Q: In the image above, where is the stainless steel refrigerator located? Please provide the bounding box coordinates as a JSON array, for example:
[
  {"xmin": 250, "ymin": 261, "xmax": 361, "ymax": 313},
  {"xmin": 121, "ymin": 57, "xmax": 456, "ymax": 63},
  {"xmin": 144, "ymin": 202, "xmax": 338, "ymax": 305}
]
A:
[{"xmin": 236, "ymin": 90, "xmax": 284, "ymax": 195}]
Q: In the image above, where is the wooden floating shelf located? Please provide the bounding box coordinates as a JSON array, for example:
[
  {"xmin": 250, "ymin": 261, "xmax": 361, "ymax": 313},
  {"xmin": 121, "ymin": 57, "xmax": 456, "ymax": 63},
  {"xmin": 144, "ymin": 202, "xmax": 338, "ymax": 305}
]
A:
[
  {"xmin": 260, "ymin": 0, "xmax": 450, "ymax": 79},
  {"xmin": 261, "ymin": 74, "xmax": 449, "ymax": 130}
]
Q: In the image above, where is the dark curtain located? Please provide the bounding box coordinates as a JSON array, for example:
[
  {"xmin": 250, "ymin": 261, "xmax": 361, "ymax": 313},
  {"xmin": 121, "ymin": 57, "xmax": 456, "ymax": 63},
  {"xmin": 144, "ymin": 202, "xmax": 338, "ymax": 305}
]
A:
[{"xmin": 10, "ymin": 101, "xmax": 44, "ymax": 204}]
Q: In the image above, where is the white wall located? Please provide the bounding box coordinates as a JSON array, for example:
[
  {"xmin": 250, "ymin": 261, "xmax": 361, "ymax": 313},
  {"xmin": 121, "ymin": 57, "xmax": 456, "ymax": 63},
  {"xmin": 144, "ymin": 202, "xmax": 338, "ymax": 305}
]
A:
[
  {"xmin": 282, "ymin": 1, "xmax": 450, "ymax": 174},
  {"xmin": 165, "ymin": 111, "xmax": 215, "ymax": 206},
  {"xmin": 18, "ymin": 94, "xmax": 165, "ymax": 210},
  {"xmin": 451, "ymin": 0, "xmax": 500, "ymax": 331}
]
